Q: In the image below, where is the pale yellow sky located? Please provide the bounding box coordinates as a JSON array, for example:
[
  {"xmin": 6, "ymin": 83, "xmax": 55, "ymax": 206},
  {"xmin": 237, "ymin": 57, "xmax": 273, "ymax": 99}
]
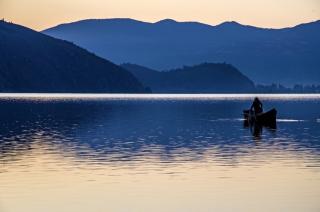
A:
[{"xmin": 0, "ymin": 0, "xmax": 320, "ymax": 30}]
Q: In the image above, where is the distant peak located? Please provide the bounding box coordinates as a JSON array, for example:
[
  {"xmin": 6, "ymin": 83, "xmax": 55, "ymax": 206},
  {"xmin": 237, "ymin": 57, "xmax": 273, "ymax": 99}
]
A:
[
  {"xmin": 216, "ymin": 21, "xmax": 242, "ymax": 27},
  {"xmin": 102, "ymin": 18, "xmax": 142, "ymax": 23},
  {"xmin": 290, "ymin": 19, "xmax": 320, "ymax": 29},
  {"xmin": 155, "ymin": 19, "xmax": 178, "ymax": 24}
]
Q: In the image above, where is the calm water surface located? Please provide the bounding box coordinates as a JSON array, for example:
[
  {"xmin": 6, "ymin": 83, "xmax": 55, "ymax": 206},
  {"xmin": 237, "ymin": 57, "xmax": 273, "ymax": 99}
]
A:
[{"xmin": 0, "ymin": 94, "xmax": 320, "ymax": 212}]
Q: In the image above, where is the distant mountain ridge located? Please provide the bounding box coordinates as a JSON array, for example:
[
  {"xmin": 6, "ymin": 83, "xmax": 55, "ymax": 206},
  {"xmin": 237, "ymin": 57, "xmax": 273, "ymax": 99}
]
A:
[
  {"xmin": 43, "ymin": 18, "xmax": 320, "ymax": 85},
  {"xmin": 0, "ymin": 20, "xmax": 146, "ymax": 93},
  {"xmin": 121, "ymin": 63, "xmax": 255, "ymax": 93}
]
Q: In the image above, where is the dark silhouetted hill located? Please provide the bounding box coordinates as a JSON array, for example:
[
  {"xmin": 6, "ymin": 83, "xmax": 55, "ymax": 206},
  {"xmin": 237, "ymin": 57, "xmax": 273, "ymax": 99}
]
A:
[
  {"xmin": 0, "ymin": 20, "xmax": 146, "ymax": 93},
  {"xmin": 121, "ymin": 63, "xmax": 255, "ymax": 93},
  {"xmin": 43, "ymin": 18, "xmax": 320, "ymax": 85}
]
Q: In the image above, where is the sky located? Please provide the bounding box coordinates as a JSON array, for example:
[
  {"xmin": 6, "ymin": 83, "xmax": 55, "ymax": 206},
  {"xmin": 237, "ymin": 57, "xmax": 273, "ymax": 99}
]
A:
[{"xmin": 1, "ymin": 0, "xmax": 320, "ymax": 31}]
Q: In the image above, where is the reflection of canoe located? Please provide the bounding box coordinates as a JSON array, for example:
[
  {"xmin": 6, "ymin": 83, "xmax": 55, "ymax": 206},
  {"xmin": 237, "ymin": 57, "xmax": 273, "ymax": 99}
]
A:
[{"xmin": 243, "ymin": 108, "xmax": 277, "ymax": 128}]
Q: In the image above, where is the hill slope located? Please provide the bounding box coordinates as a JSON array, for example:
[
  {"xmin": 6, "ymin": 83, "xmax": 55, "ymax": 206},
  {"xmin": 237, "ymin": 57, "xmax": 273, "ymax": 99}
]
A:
[
  {"xmin": 43, "ymin": 18, "xmax": 320, "ymax": 85},
  {"xmin": 122, "ymin": 63, "xmax": 255, "ymax": 93},
  {"xmin": 0, "ymin": 20, "xmax": 146, "ymax": 93}
]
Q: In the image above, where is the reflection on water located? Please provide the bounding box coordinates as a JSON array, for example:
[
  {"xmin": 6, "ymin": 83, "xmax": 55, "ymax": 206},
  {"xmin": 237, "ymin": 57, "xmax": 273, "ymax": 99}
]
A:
[{"xmin": 0, "ymin": 94, "xmax": 320, "ymax": 212}]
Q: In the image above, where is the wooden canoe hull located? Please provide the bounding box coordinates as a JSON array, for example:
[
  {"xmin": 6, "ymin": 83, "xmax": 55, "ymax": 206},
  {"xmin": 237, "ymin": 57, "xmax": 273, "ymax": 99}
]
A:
[{"xmin": 243, "ymin": 108, "xmax": 277, "ymax": 128}]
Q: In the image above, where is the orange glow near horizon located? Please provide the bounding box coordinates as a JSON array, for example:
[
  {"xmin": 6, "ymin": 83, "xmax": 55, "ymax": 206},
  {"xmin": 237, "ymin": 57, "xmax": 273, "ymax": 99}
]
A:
[{"xmin": 0, "ymin": 0, "xmax": 319, "ymax": 31}]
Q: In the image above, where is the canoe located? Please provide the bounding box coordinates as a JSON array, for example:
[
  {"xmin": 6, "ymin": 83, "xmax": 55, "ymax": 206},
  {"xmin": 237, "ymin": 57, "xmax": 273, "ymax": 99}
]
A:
[{"xmin": 243, "ymin": 108, "xmax": 277, "ymax": 128}]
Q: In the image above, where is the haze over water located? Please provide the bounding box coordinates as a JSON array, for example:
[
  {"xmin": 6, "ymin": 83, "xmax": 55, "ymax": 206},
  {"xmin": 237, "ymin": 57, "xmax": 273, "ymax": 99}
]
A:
[{"xmin": 1, "ymin": 94, "xmax": 320, "ymax": 212}]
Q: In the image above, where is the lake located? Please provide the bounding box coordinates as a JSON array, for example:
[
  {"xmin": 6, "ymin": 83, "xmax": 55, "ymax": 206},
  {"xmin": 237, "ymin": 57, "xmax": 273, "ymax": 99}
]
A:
[{"xmin": 0, "ymin": 94, "xmax": 320, "ymax": 212}]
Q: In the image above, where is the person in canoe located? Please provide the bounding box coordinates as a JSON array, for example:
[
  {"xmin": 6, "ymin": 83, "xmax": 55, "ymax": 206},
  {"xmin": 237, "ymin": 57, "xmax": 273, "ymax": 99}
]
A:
[{"xmin": 251, "ymin": 97, "xmax": 263, "ymax": 114}]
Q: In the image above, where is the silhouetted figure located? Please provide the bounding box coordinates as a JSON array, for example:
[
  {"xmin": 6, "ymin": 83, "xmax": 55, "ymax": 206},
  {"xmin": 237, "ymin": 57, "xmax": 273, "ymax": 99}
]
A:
[{"xmin": 250, "ymin": 97, "xmax": 263, "ymax": 114}]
